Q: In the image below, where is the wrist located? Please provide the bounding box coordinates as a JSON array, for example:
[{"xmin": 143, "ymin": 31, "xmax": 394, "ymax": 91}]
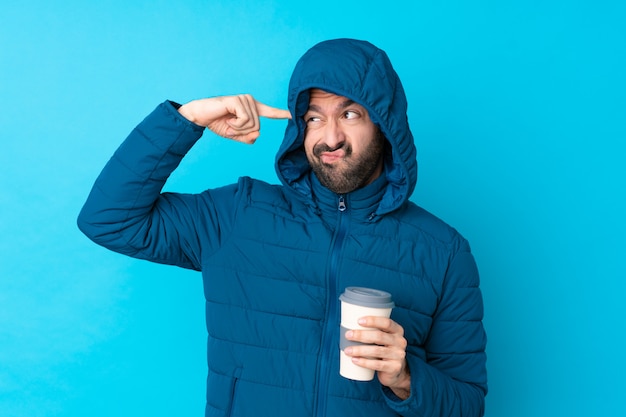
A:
[
  {"xmin": 389, "ymin": 378, "xmax": 411, "ymax": 400},
  {"xmin": 178, "ymin": 101, "xmax": 203, "ymax": 126},
  {"xmin": 388, "ymin": 364, "xmax": 411, "ymax": 400}
]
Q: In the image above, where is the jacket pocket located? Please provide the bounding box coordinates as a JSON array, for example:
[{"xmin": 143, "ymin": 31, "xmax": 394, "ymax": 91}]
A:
[{"xmin": 205, "ymin": 369, "xmax": 242, "ymax": 417}]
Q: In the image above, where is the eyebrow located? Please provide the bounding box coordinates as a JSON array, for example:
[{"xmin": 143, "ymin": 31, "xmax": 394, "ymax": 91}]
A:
[{"xmin": 306, "ymin": 99, "xmax": 356, "ymax": 114}]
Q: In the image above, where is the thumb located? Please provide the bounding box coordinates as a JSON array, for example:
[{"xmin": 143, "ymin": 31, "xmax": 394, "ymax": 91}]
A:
[{"xmin": 255, "ymin": 101, "xmax": 291, "ymax": 120}]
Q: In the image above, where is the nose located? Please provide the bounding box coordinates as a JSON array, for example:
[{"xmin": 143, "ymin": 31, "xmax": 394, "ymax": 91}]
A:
[{"xmin": 322, "ymin": 119, "xmax": 345, "ymax": 149}]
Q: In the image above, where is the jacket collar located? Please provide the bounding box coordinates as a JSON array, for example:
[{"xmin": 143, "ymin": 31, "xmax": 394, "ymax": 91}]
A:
[{"xmin": 310, "ymin": 170, "xmax": 388, "ymax": 222}]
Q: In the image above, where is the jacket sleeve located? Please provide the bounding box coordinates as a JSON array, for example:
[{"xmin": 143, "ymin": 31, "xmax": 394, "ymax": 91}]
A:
[
  {"xmin": 382, "ymin": 238, "xmax": 488, "ymax": 417},
  {"xmin": 77, "ymin": 100, "xmax": 215, "ymax": 271}
]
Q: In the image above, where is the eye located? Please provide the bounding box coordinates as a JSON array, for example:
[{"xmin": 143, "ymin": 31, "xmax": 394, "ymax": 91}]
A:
[
  {"xmin": 305, "ymin": 115, "xmax": 321, "ymax": 124},
  {"xmin": 344, "ymin": 110, "xmax": 360, "ymax": 120}
]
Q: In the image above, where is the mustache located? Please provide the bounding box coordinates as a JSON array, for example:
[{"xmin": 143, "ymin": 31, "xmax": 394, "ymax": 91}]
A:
[{"xmin": 313, "ymin": 142, "xmax": 352, "ymax": 158}]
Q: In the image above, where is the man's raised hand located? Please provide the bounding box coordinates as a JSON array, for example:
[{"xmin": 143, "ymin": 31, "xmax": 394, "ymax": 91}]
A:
[{"xmin": 178, "ymin": 94, "xmax": 291, "ymax": 144}]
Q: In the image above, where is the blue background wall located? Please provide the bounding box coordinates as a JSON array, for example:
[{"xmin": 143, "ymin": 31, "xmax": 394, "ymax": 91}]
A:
[{"xmin": 1, "ymin": 1, "xmax": 624, "ymax": 416}]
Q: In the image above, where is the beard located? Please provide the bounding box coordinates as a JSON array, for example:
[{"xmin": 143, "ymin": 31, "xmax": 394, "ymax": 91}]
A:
[{"xmin": 308, "ymin": 130, "xmax": 385, "ymax": 194}]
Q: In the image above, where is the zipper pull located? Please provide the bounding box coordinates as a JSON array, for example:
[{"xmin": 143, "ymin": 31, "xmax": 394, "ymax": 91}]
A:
[{"xmin": 338, "ymin": 195, "xmax": 347, "ymax": 212}]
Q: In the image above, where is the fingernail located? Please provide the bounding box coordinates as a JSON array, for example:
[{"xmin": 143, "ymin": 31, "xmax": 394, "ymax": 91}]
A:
[
  {"xmin": 346, "ymin": 330, "xmax": 354, "ymax": 339},
  {"xmin": 344, "ymin": 347, "xmax": 353, "ymax": 355},
  {"xmin": 358, "ymin": 318, "xmax": 367, "ymax": 325}
]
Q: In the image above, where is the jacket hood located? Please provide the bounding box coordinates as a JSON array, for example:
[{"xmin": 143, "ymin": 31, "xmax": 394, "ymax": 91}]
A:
[{"xmin": 275, "ymin": 38, "xmax": 417, "ymax": 215}]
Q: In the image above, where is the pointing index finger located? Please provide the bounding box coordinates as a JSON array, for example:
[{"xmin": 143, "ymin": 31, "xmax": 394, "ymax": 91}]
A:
[{"xmin": 255, "ymin": 101, "xmax": 292, "ymax": 120}]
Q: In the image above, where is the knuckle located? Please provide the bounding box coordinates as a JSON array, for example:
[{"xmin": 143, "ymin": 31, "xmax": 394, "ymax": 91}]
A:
[
  {"xmin": 399, "ymin": 338, "xmax": 407, "ymax": 350},
  {"xmin": 373, "ymin": 345, "xmax": 386, "ymax": 357},
  {"xmin": 390, "ymin": 362, "xmax": 402, "ymax": 374}
]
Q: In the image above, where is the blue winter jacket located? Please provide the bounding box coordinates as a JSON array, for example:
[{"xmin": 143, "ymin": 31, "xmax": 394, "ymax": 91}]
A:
[{"xmin": 78, "ymin": 39, "xmax": 487, "ymax": 416}]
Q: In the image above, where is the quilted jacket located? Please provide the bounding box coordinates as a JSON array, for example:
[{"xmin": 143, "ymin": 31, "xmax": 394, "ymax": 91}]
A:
[{"xmin": 78, "ymin": 38, "xmax": 487, "ymax": 417}]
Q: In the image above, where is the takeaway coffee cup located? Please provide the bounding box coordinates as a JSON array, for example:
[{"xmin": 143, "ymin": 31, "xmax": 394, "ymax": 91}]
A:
[{"xmin": 339, "ymin": 287, "xmax": 394, "ymax": 381}]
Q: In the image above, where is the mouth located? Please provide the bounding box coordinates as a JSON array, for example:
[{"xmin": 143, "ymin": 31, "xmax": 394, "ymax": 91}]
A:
[
  {"xmin": 314, "ymin": 143, "xmax": 351, "ymax": 164},
  {"xmin": 319, "ymin": 149, "xmax": 346, "ymax": 164}
]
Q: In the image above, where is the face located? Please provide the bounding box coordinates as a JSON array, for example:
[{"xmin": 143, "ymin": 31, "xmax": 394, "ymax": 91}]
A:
[{"xmin": 303, "ymin": 89, "xmax": 384, "ymax": 194}]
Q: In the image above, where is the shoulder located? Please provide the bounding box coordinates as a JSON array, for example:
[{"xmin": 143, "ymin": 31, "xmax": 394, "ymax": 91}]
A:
[
  {"xmin": 235, "ymin": 176, "xmax": 286, "ymax": 205},
  {"xmin": 387, "ymin": 201, "xmax": 471, "ymax": 253},
  {"xmin": 234, "ymin": 177, "xmax": 313, "ymax": 220}
]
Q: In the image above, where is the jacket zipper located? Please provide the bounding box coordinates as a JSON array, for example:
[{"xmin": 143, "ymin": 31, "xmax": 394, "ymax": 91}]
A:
[{"xmin": 316, "ymin": 195, "xmax": 348, "ymax": 417}]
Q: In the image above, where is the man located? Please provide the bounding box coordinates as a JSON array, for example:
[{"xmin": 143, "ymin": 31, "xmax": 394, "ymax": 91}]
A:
[{"xmin": 78, "ymin": 38, "xmax": 487, "ymax": 416}]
